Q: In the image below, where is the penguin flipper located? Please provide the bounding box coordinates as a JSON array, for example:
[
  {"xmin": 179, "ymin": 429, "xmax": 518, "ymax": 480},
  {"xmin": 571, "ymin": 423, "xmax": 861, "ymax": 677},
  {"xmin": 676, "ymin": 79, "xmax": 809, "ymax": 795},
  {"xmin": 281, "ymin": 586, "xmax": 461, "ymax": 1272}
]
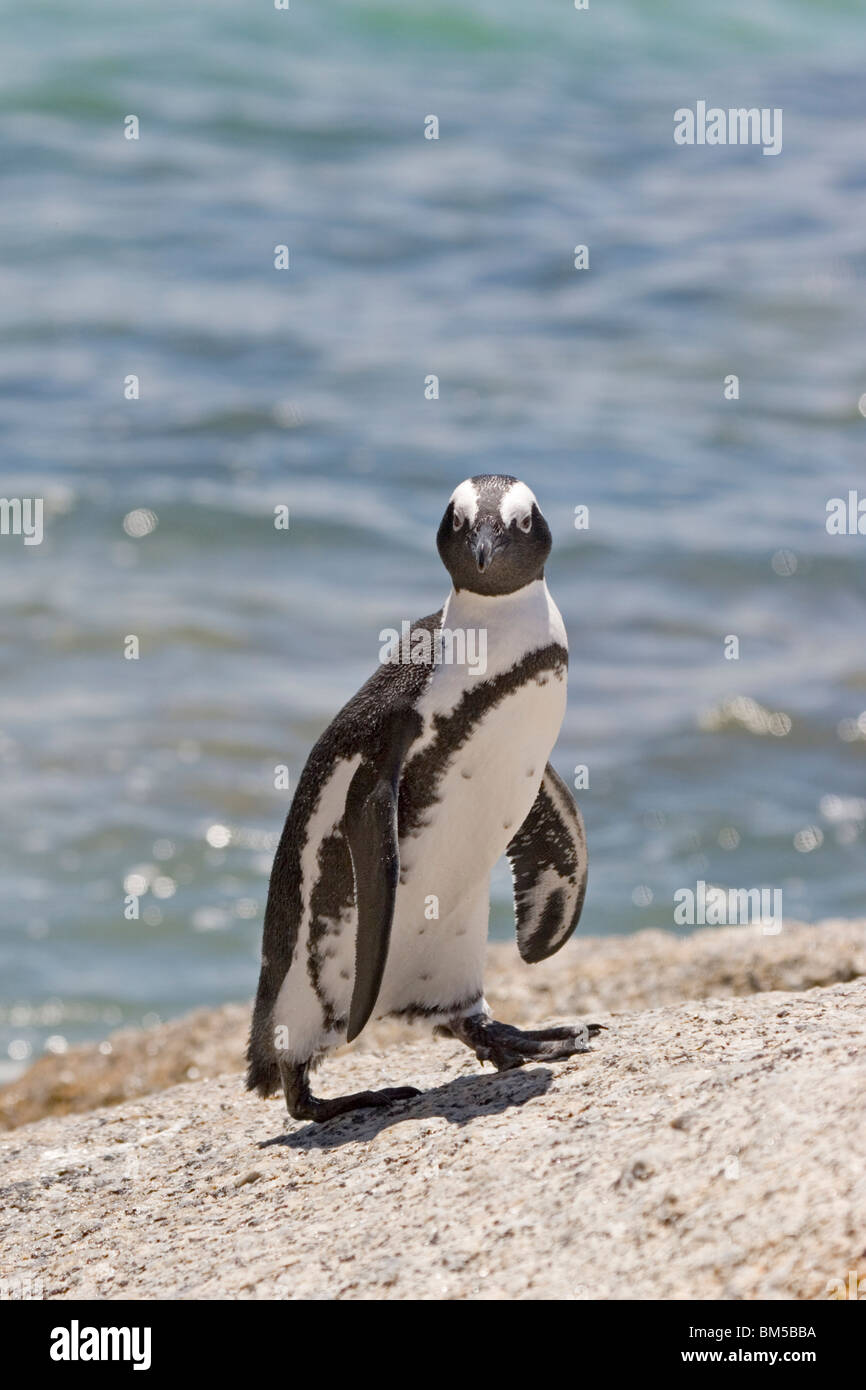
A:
[
  {"xmin": 344, "ymin": 709, "xmax": 420, "ymax": 1042},
  {"xmin": 507, "ymin": 762, "xmax": 588, "ymax": 964}
]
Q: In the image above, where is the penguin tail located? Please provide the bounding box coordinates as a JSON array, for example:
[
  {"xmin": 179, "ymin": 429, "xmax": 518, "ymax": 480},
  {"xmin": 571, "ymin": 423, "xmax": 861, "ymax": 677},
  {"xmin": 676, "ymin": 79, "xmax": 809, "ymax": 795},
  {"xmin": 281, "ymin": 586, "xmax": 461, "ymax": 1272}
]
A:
[
  {"xmin": 245, "ymin": 1053, "xmax": 280, "ymax": 1098},
  {"xmin": 245, "ymin": 1028, "xmax": 281, "ymax": 1098}
]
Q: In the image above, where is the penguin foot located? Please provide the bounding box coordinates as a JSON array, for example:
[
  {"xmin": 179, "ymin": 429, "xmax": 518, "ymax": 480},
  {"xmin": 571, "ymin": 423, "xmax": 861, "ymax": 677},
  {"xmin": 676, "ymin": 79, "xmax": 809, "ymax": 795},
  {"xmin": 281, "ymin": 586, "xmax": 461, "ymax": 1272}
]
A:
[
  {"xmin": 449, "ymin": 1014, "xmax": 604, "ymax": 1072},
  {"xmin": 279, "ymin": 1060, "xmax": 419, "ymax": 1122}
]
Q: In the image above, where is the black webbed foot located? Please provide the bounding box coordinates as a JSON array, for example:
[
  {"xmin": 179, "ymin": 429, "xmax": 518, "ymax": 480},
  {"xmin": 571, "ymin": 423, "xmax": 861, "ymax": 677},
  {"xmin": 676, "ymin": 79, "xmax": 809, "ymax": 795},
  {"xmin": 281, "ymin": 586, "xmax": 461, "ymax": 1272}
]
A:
[
  {"xmin": 448, "ymin": 1015, "xmax": 604, "ymax": 1072},
  {"xmin": 279, "ymin": 1059, "xmax": 419, "ymax": 1123}
]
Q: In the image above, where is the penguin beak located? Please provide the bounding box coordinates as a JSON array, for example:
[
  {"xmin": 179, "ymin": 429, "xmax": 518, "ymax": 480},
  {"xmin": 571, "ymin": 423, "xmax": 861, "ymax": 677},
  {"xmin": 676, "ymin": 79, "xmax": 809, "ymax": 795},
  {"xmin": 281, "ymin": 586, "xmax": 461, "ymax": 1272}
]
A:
[{"xmin": 469, "ymin": 520, "xmax": 501, "ymax": 574}]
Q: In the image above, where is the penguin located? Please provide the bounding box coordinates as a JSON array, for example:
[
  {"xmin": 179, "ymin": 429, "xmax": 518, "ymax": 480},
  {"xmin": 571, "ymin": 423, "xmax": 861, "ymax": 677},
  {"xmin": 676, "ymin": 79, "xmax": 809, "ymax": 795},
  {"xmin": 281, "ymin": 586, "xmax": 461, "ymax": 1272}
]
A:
[{"xmin": 247, "ymin": 474, "xmax": 598, "ymax": 1122}]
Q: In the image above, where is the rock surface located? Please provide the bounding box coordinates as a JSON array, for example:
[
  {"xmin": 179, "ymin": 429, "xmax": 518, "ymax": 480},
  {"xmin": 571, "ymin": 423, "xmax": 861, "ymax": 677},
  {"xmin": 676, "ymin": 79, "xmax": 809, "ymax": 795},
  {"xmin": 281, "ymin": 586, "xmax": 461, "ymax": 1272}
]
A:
[{"xmin": 0, "ymin": 921, "xmax": 864, "ymax": 1301}]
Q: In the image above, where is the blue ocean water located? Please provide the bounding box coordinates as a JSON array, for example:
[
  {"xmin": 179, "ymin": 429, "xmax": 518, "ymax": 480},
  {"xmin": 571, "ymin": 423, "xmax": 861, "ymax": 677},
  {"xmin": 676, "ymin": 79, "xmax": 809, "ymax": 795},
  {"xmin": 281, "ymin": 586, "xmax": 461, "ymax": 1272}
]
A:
[{"xmin": 1, "ymin": 0, "xmax": 865, "ymax": 1073}]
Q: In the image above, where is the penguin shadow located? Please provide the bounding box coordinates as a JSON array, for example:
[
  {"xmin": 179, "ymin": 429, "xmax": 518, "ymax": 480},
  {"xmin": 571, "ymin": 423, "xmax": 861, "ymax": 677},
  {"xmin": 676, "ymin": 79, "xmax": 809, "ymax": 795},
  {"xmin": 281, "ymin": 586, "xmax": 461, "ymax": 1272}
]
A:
[{"xmin": 260, "ymin": 1065, "xmax": 556, "ymax": 1152}]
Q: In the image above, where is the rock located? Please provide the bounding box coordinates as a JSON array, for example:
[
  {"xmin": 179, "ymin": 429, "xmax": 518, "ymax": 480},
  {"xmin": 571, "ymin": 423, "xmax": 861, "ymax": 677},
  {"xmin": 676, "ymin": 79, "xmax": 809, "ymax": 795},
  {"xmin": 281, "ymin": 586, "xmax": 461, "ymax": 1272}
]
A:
[{"xmin": 0, "ymin": 932, "xmax": 863, "ymax": 1300}]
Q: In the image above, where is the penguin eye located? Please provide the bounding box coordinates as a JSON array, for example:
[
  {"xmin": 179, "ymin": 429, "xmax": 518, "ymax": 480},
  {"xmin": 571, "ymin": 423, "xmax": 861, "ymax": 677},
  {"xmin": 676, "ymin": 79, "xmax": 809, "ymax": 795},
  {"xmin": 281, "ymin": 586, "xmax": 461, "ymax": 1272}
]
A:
[
  {"xmin": 518, "ymin": 512, "xmax": 532, "ymax": 533},
  {"xmin": 452, "ymin": 509, "xmax": 464, "ymax": 531}
]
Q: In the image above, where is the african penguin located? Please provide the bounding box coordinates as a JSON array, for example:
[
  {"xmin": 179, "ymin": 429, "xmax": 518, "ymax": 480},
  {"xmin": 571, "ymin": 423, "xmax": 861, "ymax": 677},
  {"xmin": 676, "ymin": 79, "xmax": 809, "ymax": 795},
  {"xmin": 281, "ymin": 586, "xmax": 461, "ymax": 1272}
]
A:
[{"xmin": 247, "ymin": 474, "xmax": 597, "ymax": 1123}]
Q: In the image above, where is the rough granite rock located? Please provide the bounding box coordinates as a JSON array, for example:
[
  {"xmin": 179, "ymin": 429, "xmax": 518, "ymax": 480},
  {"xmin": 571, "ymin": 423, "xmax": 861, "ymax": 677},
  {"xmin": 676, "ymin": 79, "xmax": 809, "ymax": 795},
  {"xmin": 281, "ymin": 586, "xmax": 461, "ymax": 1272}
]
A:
[
  {"xmin": 2, "ymin": 918, "xmax": 863, "ymax": 1131},
  {"xmin": 0, "ymin": 963, "xmax": 863, "ymax": 1300}
]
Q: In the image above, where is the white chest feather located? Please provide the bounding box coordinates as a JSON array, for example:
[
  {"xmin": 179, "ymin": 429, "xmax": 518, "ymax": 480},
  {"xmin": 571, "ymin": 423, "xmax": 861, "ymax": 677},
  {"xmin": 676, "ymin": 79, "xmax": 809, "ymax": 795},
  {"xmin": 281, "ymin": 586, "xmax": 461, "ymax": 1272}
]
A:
[{"xmin": 379, "ymin": 579, "xmax": 568, "ymax": 1014}]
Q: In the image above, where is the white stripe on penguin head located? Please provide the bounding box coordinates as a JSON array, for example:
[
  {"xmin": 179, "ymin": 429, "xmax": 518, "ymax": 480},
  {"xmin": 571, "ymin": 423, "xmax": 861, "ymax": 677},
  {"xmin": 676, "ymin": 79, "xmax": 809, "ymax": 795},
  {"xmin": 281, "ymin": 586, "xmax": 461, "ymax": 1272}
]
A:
[
  {"xmin": 449, "ymin": 478, "xmax": 480, "ymax": 527},
  {"xmin": 499, "ymin": 480, "xmax": 537, "ymax": 528}
]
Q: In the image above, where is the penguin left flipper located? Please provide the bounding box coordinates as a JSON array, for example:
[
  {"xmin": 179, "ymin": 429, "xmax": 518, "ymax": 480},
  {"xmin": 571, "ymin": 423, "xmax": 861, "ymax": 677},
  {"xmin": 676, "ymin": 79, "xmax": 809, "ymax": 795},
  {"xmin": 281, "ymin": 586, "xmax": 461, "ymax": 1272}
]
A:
[
  {"xmin": 344, "ymin": 709, "xmax": 421, "ymax": 1042},
  {"xmin": 507, "ymin": 762, "xmax": 588, "ymax": 963}
]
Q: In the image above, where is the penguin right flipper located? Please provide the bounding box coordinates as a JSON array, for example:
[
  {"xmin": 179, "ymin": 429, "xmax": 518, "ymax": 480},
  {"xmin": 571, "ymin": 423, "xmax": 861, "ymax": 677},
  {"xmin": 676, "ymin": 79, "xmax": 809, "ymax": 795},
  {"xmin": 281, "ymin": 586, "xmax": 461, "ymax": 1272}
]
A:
[
  {"xmin": 507, "ymin": 762, "xmax": 588, "ymax": 964},
  {"xmin": 344, "ymin": 708, "xmax": 421, "ymax": 1042}
]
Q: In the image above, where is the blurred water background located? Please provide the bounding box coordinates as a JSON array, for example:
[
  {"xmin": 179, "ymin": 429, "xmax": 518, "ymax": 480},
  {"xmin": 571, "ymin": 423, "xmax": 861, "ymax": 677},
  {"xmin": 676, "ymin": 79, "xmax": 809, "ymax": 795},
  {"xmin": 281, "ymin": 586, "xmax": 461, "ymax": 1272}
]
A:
[{"xmin": 1, "ymin": 0, "xmax": 865, "ymax": 1075}]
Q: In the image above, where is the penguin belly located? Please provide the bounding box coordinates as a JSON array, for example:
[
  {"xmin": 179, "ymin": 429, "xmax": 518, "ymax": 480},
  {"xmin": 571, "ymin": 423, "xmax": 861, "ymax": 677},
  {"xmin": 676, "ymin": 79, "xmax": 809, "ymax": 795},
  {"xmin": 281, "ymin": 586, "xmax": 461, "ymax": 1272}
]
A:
[{"xmin": 375, "ymin": 662, "xmax": 568, "ymax": 1022}]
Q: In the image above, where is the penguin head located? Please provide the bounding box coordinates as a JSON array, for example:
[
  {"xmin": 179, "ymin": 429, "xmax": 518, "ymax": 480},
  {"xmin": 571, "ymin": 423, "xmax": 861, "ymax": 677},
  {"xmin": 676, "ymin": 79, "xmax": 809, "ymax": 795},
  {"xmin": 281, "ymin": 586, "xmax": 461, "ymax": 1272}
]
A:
[{"xmin": 436, "ymin": 475, "xmax": 552, "ymax": 596}]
